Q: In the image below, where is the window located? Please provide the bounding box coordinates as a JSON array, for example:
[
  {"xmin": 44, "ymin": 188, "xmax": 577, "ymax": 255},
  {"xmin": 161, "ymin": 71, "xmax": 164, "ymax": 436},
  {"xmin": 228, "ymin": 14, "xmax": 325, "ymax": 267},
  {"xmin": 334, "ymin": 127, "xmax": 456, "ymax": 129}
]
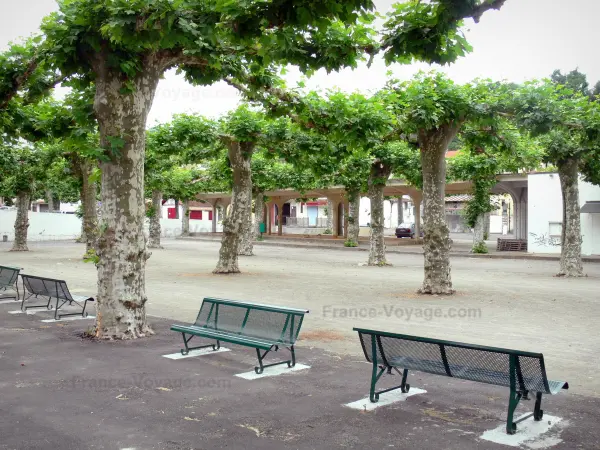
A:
[{"xmin": 549, "ymin": 222, "xmax": 562, "ymax": 237}]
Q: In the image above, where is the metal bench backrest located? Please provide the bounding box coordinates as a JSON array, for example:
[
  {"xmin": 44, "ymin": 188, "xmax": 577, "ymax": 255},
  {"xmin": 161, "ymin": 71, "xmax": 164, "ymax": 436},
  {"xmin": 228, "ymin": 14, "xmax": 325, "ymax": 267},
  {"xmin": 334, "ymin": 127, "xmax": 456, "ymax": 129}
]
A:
[
  {"xmin": 0, "ymin": 265, "xmax": 20, "ymax": 288},
  {"xmin": 195, "ymin": 297, "xmax": 308, "ymax": 345},
  {"xmin": 356, "ymin": 328, "xmax": 550, "ymax": 393},
  {"xmin": 21, "ymin": 274, "xmax": 74, "ymax": 301}
]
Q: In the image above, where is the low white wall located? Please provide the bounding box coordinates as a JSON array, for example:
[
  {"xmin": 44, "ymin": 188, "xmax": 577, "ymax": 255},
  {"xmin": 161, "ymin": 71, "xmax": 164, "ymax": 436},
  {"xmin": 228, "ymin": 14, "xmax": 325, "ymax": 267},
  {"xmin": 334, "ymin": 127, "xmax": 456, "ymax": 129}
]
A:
[
  {"xmin": 580, "ymin": 182, "xmax": 600, "ymax": 256},
  {"xmin": 528, "ymin": 173, "xmax": 600, "ymax": 255},
  {"xmin": 0, "ymin": 211, "xmax": 81, "ymax": 241},
  {"xmin": 0, "ymin": 211, "xmax": 223, "ymax": 242}
]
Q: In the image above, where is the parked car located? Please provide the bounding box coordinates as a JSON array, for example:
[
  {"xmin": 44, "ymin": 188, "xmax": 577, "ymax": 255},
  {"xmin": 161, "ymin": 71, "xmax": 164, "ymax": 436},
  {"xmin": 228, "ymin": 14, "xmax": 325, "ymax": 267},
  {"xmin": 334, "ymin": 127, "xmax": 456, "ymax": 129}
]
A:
[{"xmin": 395, "ymin": 222, "xmax": 423, "ymax": 239}]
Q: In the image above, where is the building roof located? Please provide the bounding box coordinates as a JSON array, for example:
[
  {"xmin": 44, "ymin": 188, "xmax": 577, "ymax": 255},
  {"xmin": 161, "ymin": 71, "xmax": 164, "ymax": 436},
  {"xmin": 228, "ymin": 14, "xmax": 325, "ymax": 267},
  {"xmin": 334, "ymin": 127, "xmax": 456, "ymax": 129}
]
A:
[{"xmin": 581, "ymin": 201, "xmax": 600, "ymax": 214}]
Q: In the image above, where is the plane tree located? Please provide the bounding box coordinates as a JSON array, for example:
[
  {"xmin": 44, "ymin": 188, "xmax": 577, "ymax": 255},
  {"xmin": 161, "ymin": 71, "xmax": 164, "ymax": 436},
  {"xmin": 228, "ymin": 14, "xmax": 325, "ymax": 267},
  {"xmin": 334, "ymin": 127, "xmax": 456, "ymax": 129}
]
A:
[
  {"xmin": 509, "ymin": 81, "xmax": 600, "ymax": 277},
  {"xmin": 28, "ymin": 0, "xmax": 380, "ymax": 339},
  {"xmin": 248, "ymin": 149, "xmax": 318, "ymax": 248},
  {"xmin": 0, "ymin": 144, "xmax": 50, "ymax": 251},
  {"xmin": 448, "ymin": 128, "xmax": 543, "ymax": 253},
  {"xmin": 380, "ymin": 73, "xmax": 516, "ymax": 294},
  {"xmin": 1, "ymin": 0, "xmax": 509, "ymax": 334}
]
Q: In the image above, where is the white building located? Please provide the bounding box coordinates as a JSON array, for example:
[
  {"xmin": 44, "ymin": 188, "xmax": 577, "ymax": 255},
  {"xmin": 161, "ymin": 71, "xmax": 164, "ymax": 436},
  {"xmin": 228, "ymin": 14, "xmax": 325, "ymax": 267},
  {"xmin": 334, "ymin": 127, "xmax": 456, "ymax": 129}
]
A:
[{"xmin": 528, "ymin": 173, "xmax": 600, "ymax": 255}]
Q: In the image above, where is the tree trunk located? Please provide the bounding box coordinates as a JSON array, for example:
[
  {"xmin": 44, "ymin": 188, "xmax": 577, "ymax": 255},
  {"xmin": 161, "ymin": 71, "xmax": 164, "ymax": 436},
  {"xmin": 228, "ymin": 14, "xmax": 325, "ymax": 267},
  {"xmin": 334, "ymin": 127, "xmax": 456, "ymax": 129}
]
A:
[
  {"xmin": 557, "ymin": 157, "xmax": 584, "ymax": 277},
  {"xmin": 418, "ymin": 125, "xmax": 459, "ymax": 294},
  {"xmin": 10, "ymin": 191, "xmax": 30, "ymax": 252},
  {"xmin": 254, "ymin": 191, "xmax": 265, "ymax": 238},
  {"xmin": 472, "ymin": 214, "xmax": 486, "ymax": 252},
  {"xmin": 148, "ymin": 189, "xmax": 163, "ymax": 249},
  {"xmin": 238, "ymin": 185, "xmax": 254, "ymax": 256},
  {"xmin": 93, "ymin": 66, "xmax": 160, "ymax": 339},
  {"xmin": 181, "ymin": 200, "xmax": 190, "ymax": 236},
  {"xmin": 397, "ymin": 196, "xmax": 404, "ymax": 226},
  {"xmin": 347, "ymin": 192, "xmax": 361, "ymax": 245},
  {"xmin": 214, "ymin": 141, "xmax": 254, "ymax": 273},
  {"xmin": 326, "ymin": 199, "xmax": 334, "ymax": 232},
  {"xmin": 174, "ymin": 199, "xmax": 180, "ymax": 219},
  {"xmin": 367, "ymin": 163, "xmax": 391, "ymax": 266},
  {"xmin": 46, "ymin": 189, "xmax": 54, "ymax": 212},
  {"xmin": 80, "ymin": 159, "xmax": 98, "ymax": 255}
]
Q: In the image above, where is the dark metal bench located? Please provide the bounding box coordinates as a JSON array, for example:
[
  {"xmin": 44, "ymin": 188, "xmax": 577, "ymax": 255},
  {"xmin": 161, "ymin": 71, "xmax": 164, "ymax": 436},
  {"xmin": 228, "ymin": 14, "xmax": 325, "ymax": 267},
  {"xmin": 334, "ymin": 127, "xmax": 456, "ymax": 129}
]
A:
[
  {"xmin": 0, "ymin": 265, "xmax": 21, "ymax": 301},
  {"xmin": 20, "ymin": 274, "xmax": 94, "ymax": 320},
  {"xmin": 171, "ymin": 297, "xmax": 309, "ymax": 374},
  {"xmin": 355, "ymin": 328, "xmax": 568, "ymax": 435}
]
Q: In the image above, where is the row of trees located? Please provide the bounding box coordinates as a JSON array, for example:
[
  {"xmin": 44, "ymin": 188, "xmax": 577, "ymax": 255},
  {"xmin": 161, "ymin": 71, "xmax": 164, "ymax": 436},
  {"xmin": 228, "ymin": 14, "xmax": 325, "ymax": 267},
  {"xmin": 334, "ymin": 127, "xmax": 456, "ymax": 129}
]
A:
[{"xmin": 1, "ymin": 0, "xmax": 597, "ymax": 341}]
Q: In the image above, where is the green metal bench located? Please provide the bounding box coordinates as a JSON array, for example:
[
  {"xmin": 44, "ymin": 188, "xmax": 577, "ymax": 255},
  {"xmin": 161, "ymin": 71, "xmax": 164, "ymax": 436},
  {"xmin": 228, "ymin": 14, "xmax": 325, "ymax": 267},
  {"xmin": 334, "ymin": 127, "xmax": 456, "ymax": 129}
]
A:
[
  {"xmin": 0, "ymin": 265, "xmax": 21, "ymax": 301},
  {"xmin": 171, "ymin": 297, "xmax": 309, "ymax": 374},
  {"xmin": 355, "ymin": 328, "xmax": 568, "ymax": 435},
  {"xmin": 20, "ymin": 274, "xmax": 94, "ymax": 320}
]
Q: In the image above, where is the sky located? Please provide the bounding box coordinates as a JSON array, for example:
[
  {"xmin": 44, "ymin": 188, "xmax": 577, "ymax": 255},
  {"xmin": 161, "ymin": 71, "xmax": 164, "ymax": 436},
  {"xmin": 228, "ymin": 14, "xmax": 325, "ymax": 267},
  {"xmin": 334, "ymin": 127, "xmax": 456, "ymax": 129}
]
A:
[{"xmin": 2, "ymin": 0, "xmax": 600, "ymax": 127}]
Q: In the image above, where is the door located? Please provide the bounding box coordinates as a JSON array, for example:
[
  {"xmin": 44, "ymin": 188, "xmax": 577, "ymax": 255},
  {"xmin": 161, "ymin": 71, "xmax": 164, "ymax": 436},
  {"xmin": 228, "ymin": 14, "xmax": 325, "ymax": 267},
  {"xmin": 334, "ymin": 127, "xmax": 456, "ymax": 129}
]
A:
[{"xmin": 307, "ymin": 206, "xmax": 318, "ymax": 227}]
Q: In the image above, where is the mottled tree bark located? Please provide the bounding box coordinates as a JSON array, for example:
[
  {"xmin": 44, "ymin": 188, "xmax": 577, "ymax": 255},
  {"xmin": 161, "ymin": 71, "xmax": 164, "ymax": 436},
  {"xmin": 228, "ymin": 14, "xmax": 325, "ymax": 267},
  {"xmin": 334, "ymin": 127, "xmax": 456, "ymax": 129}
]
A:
[
  {"xmin": 418, "ymin": 124, "xmax": 459, "ymax": 294},
  {"xmin": 347, "ymin": 192, "xmax": 361, "ymax": 246},
  {"xmin": 472, "ymin": 214, "xmax": 486, "ymax": 252},
  {"xmin": 10, "ymin": 192, "xmax": 30, "ymax": 252},
  {"xmin": 557, "ymin": 157, "xmax": 584, "ymax": 277},
  {"xmin": 46, "ymin": 189, "xmax": 55, "ymax": 212},
  {"xmin": 148, "ymin": 189, "xmax": 163, "ymax": 249},
  {"xmin": 367, "ymin": 163, "xmax": 392, "ymax": 266},
  {"xmin": 80, "ymin": 159, "xmax": 98, "ymax": 254},
  {"xmin": 238, "ymin": 184, "xmax": 254, "ymax": 256},
  {"xmin": 181, "ymin": 200, "xmax": 190, "ymax": 236},
  {"xmin": 326, "ymin": 199, "xmax": 334, "ymax": 233},
  {"xmin": 214, "ymin": 141, "xmax": 254, "ymax": 273},
  {"xmin": 93, "ymin": 64, "xmax": 160, "ymax": 339},
  {"xmin": 253, "ymin": 191, "xmax": 265, "ymax": 238}
]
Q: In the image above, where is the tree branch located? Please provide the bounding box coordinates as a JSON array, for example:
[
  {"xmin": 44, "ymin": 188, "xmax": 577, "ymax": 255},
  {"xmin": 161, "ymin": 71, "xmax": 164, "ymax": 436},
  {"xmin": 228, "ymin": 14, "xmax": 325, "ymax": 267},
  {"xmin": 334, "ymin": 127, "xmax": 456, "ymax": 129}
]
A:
[{"xmin": 469, "ymin": 0, "xmax": 508, "ymax": 23}]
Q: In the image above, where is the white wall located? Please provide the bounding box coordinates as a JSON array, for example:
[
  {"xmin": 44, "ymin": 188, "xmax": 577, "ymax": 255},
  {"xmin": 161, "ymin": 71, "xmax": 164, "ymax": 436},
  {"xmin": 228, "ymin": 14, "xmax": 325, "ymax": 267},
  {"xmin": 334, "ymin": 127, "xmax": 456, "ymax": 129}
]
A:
[
  {"xmin": 0, "ymin": 210, "xmax": 223, "ymax": 242},
  {"xmin": 0, "ymin": 211, "xmax": 81, "ymax": 241},
  {"xmin": 528, "ymin": 173, "xmax": 600, "ymax": 255},
  {"xmin": 580, "ymin": 182, "xmax": 600, "ymax": 256}
]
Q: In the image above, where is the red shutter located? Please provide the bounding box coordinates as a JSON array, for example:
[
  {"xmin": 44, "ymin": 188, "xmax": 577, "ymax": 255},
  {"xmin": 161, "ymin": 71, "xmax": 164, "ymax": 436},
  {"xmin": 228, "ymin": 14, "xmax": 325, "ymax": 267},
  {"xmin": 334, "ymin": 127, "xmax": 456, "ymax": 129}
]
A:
[
  {"xmin": 190, "ymin": 210, "xmax": 202, "ymax": 220},
  {"xmin": 167, "ymin": 208, "xmax": 176, "ymax": 219},
  {"xmin": 208, "ymin": 211, "xmax": 213, "ymax": 221}
]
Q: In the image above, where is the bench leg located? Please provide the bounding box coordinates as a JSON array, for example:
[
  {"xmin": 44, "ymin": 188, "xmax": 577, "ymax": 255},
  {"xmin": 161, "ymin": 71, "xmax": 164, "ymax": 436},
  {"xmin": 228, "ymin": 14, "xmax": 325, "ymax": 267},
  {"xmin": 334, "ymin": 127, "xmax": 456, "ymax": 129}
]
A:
[
  {"xmin": 179, "ymin": 333, "xmax": 219, "ymax": 355},
  {"xmin": 370, "ymin": 367, "xmax": 410, "ymax": 402},
  {"xmin": 506, "ymin": 388, "xmax": 523, "ymax": 435},
  {"xmin": 369, "ymin": 365, "xmax": 386, "ymax": 402},
  {"xmin": 534, "ymin": 392, "xmax": 544, "ymax": 421},
  {"xmin": 22, "ymin": 295, "xmax": 53, "ymax": 312},
  {"xmin": 254, "ymin": 346, "xmax": 294, "ymax": 374}
]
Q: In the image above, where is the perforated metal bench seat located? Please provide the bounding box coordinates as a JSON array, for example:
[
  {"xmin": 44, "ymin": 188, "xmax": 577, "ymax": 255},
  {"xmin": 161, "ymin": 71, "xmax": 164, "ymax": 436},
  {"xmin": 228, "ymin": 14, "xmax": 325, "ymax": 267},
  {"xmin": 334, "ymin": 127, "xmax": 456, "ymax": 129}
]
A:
[
  {"xmin": 0, "ymin": 265, "xmax": 21, "ymax": 301},
  {"xmin": 171, "ymin": 297, "xmax": 309, "ymax": 373},
  {"xmin": 387, "ymin": 356, "xmax": 567, "ymax": 394},
  {"xmin": 20, "ymin": 274, "xmax": 94, "ymax": 320},
  {"xmin": 355, "ymin": 328, "xmax": 568, "ymax": 435},
  {"xmin": 170, "ymin": 324, "xmax": 287, "ymax": 351}
]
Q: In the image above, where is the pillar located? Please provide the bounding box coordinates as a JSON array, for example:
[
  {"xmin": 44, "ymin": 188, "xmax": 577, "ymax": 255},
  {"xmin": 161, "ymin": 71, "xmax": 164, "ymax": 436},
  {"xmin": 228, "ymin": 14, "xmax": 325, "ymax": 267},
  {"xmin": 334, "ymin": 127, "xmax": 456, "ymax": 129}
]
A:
[
  {"xmin": 328, "ymin": 198, "xmax": 340, "ymax": 238},
  {"xmin": 267, "ymin": 202, "xmax": 273, "ymax": 235},
  {"xmin": 211, "ymin": 203, "xmax": 218, "ymax": 233},
  {"xmin": 410, "ymin": 192, "xmax": 423, "ymax": 238}
]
